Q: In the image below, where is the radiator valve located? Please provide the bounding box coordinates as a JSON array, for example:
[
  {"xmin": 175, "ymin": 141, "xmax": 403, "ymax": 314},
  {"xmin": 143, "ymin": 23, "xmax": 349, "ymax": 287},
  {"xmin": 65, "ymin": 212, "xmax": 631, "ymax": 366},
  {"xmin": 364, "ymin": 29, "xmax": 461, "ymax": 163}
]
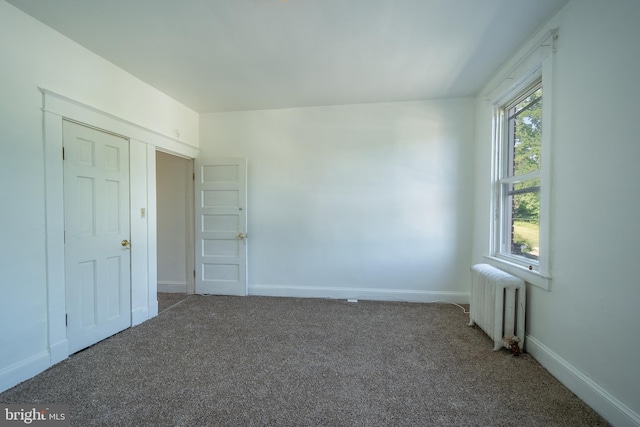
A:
[{"xmin": 503, "ymin": 336, "xmax": 522, "ymax": 356}]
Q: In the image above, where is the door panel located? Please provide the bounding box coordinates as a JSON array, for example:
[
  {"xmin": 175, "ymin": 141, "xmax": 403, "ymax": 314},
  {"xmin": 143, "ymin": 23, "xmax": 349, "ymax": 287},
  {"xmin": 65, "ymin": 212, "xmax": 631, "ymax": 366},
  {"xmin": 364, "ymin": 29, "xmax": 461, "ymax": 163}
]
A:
[
  {"xmin": 63, "ymin": 120, "xmax": 131, "ymax": 354},
  {"xmin": 195, "ymin": 158, "xmax": 247, "ymax": 295}
]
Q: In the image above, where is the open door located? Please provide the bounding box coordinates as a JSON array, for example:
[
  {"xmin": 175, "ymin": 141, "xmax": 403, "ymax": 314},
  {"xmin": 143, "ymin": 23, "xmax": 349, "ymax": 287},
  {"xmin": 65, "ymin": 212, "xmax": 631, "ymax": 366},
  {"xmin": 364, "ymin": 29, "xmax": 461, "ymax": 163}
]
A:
[{"xmin": 194, "ymin": 158, "xmax": 247, "ymax": 295}]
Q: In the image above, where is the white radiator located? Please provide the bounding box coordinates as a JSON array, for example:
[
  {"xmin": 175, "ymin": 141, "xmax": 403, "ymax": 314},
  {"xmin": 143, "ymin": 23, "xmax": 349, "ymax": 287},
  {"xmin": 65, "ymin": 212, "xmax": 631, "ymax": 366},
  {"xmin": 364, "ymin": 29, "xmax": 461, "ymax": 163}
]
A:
[{"xmin": 468, "ymin": 264, "xmax": 526, "ymax": 352}]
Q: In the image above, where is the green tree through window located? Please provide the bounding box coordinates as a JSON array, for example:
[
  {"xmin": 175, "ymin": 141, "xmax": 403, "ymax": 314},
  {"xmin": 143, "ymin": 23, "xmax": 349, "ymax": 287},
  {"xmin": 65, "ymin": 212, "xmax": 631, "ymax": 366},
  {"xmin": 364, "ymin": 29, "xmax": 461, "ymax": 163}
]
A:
[{"xmin": 506, "ymin": 86, "xmax": 541, "ymax": 259}]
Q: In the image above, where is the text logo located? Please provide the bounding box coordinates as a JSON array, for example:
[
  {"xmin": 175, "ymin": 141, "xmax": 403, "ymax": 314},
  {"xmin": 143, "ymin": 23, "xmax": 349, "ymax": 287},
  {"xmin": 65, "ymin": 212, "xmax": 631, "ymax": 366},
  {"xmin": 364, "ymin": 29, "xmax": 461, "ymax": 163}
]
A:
[{"xmin": 0, "ymin": 405, "xmax": 69, "ymax": 427}]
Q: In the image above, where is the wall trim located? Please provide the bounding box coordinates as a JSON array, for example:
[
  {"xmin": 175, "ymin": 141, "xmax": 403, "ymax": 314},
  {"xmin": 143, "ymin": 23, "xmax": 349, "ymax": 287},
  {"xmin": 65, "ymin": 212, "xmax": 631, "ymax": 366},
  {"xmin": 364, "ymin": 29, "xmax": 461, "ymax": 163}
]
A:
[
  {"xmin": 158, "ymin": 281, "xmax": 188, "ymax": 293},
  {"xmin": 40, "ymin": 89, "xmax": 199, "ymax": 158},
  {"xmin": 0, "ymin": 351, "xmax": 50, "ymax": 393},
  {"xmin": 527, "ymin": 335, "xmax": 640, "ymax": 427},
  {"xmin": 131, "ymin": 307, "xmax": 149, "ymax": 327},
  {"xmin": 249, "ymin": 284, "xmax": 469, "ymax": 304},
  {"xmin": 483, "ymin": 28, "xmax": 558, "ymax": 102},
  {"xmin": 49, "ymin": 339, "xmax": 68, "ymax": 366},
  {"xmin": 147, "ymin": 299, "xmax": 159, "ymax": 320},
  {"xmin": 146, "ymin": 144, "xmax": 159, "ymax": 319},
  {"xmin": 129, "ymin": 139, "xmax": 151, "ymax": 331}
]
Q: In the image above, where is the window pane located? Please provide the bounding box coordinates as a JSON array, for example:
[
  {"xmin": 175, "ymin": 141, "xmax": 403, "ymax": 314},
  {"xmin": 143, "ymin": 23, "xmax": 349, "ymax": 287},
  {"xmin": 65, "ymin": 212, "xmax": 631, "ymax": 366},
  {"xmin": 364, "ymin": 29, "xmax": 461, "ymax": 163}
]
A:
[
  {"xmin": 508, "ymin": 88, "xmax": 542, "ymax": 176},
  {"xmin": 505, "ymin": 178, "xmax": 539, "ymax": 261}
]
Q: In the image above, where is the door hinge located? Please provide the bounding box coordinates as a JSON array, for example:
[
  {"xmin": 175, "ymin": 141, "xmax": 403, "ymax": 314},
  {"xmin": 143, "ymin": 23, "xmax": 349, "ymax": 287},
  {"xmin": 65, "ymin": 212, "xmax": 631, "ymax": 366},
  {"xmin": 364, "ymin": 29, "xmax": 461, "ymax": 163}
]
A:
[
  {"xmin": 194, "ymin": 270, "xmax": 196, "ymax": 278},
  {"xmin": 65, "ymin": 314, "xmax": 68, "ymax": 327},
  {"xmin": 193, "ymin": 172, "xmax": 195, "ymax": 181},
  {"xmin": 62, "ymin": 147, "xmax": 65, "ymax": 160}
]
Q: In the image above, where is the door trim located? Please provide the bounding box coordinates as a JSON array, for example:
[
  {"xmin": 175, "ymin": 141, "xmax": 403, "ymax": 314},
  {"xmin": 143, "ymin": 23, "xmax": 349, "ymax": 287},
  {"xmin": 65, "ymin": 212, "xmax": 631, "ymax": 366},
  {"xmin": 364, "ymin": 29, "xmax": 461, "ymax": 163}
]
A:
[
  {"xmin": 41, "ymin": 89, "xmax": 198, "ymax": 364},
  {"xmin": 186, "ymin": 158, "xmax": 196, "ymax": 294}
]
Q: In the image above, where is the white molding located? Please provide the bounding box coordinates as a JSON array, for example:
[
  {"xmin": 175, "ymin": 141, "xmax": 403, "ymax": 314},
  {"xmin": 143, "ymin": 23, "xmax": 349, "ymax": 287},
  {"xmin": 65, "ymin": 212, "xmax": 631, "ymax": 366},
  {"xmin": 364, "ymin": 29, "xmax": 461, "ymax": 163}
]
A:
[
  {"xmin": 131, "ymin": 306, "xmax": 149, "ymax": 327},
  {"xmin": 484, "ymin": 28, "xmax": 558, "ymax": 103},
  {"xmin": 158, "ymin": 281, "xmax": 188, "ymax": 293},
  {"xmin": 43, "ymin": 112, "xmax": 67, "ymax": 368},
  {"xmin": 527, "ymin": 335, "xmax": 640, "ymax": 427},
  {"xmin": 537, "ymin": 51, "xmax": 554, "ymax": 280},
  {"xmin": 184, "ymin": 159, "xmax": 195, "ymax": 295},
  {"xmin": 484, "ymin": 256, "xmax": 551, "ymax": 290},
  {"xmin": 249, "ymin": 284, "xmax": 469, "ymax": 304},
  {"xmin": 148, "ymin": 299, "xmax": 159, "ymax": 319},
  {"xmin": 0, "ymin": 351, "xmax": 50, "ymax": 393},
  {"xmin": 129, "ymin": 139, "xmax": 150, "ymax": 327},
  {"xmin": 146, "ymin": 144, "xmax": 158, "ymax": 318},
  {"xmin": 49, "ymin": 340, "xmax": 68, "ymax": 366},
  {"xmin": 40, "ymin": 89, "xmax": 199, "ymax": 158}
]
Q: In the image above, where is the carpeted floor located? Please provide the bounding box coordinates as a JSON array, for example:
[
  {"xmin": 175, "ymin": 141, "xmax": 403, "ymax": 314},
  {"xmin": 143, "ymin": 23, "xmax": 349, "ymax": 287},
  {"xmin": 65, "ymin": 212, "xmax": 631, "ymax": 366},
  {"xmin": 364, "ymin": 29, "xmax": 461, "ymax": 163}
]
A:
[
  {"xmin": 157, "ymin": 292, "xmax": 190, "ymax": 313},
  {"xmin": 0, "ymin": 295, "xmax": 608, "ymax": 426}
]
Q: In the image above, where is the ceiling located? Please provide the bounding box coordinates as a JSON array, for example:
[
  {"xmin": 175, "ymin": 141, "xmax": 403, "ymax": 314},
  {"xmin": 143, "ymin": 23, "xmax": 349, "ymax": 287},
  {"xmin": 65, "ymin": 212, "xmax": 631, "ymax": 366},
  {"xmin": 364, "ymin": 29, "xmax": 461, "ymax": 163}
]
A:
[{"xmin": 7, "ymin": 0, "xmax": 568, "ymax": 113}]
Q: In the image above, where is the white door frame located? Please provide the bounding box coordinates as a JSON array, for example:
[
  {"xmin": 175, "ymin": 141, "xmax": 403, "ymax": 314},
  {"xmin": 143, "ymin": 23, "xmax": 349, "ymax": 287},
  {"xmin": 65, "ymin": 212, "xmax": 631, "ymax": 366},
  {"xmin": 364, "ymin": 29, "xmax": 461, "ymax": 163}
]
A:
[
  {"xmin": 42, "ymin": 89, "xmax": 199, "ymax": 365},
  {"xmin": 186, "ymin": 158, "xmax": 195, "ymax": 294}
]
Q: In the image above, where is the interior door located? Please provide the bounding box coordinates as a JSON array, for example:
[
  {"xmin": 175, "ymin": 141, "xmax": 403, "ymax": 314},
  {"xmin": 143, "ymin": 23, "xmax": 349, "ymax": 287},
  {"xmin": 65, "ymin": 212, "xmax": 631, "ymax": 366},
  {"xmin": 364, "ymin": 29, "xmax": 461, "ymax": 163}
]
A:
[
  {"xmin": 63, "ymin": 120, "xmax": 131, "ymax": 354},
  {"xmin": 195, "ymin": 158, "xmax": 247, "ymax": 295}
]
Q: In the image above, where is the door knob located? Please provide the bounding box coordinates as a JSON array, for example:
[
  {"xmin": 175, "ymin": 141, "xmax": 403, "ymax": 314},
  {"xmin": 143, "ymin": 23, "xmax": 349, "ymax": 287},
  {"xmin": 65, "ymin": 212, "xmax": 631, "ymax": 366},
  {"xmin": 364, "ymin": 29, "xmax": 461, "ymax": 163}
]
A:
[
  {"xmin": 237, "ymin": 233, "xmax": 246, "ymax": 240},
  {"xmin": 121, "ymin": 239, "xmax": 131, "ymax": 249}
]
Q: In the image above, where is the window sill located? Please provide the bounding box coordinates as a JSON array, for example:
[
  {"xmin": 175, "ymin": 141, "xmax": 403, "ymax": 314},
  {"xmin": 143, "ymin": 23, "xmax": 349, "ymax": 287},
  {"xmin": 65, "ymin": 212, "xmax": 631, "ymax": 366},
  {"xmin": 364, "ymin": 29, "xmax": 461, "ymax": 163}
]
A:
[{"xmin": 483, "ymin": 255, "xmax": 551, "ymax": 291}]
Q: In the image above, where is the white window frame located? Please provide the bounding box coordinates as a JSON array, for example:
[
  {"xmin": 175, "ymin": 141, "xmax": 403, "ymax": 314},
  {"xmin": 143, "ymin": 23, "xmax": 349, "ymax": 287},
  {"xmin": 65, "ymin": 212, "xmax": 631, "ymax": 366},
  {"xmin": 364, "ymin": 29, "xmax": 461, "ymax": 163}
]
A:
[{"xmin": 485, "ymin": 29, "xmax": 557, "ymax": 290}]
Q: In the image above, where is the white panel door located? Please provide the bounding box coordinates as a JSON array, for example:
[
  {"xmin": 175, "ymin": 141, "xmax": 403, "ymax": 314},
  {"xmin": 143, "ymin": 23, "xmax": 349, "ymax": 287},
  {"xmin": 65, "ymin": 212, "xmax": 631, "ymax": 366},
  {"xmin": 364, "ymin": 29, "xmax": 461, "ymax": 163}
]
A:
[
  {"xmin": 63, "ymin": 120, "xmax": 131, "ymax": 354},
  {"xmin": 195, "ymin": 158, "xmax": 247, "ymax": 295}
]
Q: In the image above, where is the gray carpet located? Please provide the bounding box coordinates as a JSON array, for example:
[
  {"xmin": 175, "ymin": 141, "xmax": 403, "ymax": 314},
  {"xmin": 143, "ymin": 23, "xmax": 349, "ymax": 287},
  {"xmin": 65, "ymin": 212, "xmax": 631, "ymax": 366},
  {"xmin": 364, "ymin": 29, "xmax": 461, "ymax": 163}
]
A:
[
  {"xmin": 157, "ymin": 292, "xmax": 190, "ymax": 313},
  {"xmin": 1, "ymin": 295, "xmax": 608, "ymax": 426}
]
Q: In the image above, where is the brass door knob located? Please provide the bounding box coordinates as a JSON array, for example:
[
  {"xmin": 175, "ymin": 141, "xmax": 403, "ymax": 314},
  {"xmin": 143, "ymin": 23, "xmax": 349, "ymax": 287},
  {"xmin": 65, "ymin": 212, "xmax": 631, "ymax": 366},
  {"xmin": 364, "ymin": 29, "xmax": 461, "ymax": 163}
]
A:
[
  {"xmin": 237, "ymin": 233, "xmax": 246, "ymax": 240},
  {"xmin": 121, "ymin": 239, "xmax": 131, "ymax": 249}
]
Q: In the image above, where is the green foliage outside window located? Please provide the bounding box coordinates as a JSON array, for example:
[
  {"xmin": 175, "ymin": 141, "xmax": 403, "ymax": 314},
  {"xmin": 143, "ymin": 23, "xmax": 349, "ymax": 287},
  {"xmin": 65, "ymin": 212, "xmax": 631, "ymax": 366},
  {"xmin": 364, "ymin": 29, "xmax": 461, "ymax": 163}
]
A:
[{"xmin": 510, "ymin": 88, "xmax": 541, "ymax": 257}]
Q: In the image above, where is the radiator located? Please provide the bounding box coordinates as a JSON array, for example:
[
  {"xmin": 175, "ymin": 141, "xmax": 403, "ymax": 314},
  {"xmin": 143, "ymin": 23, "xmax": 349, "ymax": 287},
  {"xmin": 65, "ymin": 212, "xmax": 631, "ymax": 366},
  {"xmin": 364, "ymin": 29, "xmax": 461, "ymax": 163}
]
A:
[{"xmin": 469, "ymin": 264, "xmax": 526, "ymax": 352}]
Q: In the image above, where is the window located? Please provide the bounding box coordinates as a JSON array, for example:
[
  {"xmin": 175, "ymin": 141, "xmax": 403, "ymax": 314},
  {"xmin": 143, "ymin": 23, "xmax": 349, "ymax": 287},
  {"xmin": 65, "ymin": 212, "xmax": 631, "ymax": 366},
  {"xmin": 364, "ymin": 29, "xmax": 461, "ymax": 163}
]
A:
[
  {"xmin": 487, "ymin": 28, "xmax": 556, "ymax": 289},
  {"xmin": 491, "ymin": 74, "xmax": 550, "ymax": 287},
  {"xmin": 499, "ymin": 82, "xmax": 542, "ymax": 264}
]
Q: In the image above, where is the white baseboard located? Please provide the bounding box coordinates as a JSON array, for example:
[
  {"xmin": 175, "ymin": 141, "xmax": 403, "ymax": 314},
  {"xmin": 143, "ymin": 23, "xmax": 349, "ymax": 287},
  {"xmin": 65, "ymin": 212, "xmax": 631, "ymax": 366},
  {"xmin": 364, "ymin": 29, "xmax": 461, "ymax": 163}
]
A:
[
  {"xmin": 158, "ymin": 281, "xmax": 187, "ymax": 293},
  {"xmin": 0, "ymin": 351, "xmax": 50, "ymax": 394},
  {"xmin": 526, "ymin": 335, "xmax": 640, "ymax": 427},
  {"xmin": 249, "ymin": 284, "xmax": 469, "ymax": 304},
  {"xmin": 49, "ymin": 339, "xmax": 68, "ymax": 365},
  {"xmin": 148, "ymin": 299, "xmax": 158, "ymax": 318},
  {"xmin": 131, "ymin": 306, "xmax": 149, "ymax": 326}
]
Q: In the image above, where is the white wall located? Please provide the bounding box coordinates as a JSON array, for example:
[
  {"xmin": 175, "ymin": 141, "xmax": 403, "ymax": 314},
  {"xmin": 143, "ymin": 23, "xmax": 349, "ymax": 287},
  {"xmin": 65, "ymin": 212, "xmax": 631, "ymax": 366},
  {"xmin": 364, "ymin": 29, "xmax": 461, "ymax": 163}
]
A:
[
  {"xmin": 200, "ymin": 99, "xmax": 475, "ymax": 302},
  {"xmin": 0, "ymin": 0, "xmax": 198, "ymax": 392},
  {"xmin": 6, "ymin": 0, "xmax": 637, "ymax": 423},
  {"xmin": 472, "ymin": 1, "xmax": 640, "ymax": 425},
  {"xmin": 156, "ymin": 151, "xmax": 191, "ymax": 292}
]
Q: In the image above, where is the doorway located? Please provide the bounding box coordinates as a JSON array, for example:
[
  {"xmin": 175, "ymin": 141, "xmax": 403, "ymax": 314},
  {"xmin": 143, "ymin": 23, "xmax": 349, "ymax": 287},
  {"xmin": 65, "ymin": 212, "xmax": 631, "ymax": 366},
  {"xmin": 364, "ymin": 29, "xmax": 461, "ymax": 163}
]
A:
[{"xmin": 156, "ymin": 151, "xmax": 194, "ymax": 310}]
